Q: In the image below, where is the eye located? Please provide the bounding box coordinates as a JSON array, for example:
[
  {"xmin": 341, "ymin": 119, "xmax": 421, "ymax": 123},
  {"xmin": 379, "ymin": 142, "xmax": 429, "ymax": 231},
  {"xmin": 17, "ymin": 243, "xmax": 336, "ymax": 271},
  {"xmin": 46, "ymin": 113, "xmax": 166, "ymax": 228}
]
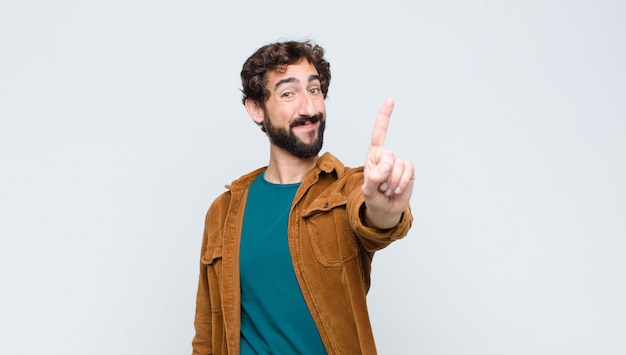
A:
[
  {"xmin": 281, "ymin": 91, "xmax": 294, "ymax": 98},
  {"xmin": 309, "ymin": 87, "xmax": 321, "ymax": 95}
]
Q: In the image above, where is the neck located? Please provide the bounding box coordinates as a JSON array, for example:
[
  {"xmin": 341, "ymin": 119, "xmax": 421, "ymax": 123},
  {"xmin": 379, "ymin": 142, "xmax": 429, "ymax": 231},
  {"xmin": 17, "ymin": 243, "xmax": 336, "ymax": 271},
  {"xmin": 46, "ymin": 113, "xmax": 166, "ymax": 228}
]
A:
[{"xmin": 263, "ymin": 146, "xmax": 319, "ymax": 184}]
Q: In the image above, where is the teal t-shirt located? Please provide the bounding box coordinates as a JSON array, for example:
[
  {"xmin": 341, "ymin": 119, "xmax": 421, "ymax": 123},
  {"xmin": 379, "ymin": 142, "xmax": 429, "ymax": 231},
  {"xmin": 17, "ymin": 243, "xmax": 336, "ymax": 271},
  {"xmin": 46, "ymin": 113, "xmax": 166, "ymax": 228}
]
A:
[{"xmin": 239, "ymin": 172, "xmax": 326, "ymax": 355}]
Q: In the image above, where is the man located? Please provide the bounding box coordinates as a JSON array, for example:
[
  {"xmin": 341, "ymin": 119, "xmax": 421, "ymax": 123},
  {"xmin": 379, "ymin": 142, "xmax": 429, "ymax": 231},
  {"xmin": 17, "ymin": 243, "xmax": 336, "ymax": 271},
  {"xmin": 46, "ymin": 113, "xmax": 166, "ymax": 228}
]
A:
[{"xmin": 192, "ymin": 40, "xmax": 414, "ymax": 355}]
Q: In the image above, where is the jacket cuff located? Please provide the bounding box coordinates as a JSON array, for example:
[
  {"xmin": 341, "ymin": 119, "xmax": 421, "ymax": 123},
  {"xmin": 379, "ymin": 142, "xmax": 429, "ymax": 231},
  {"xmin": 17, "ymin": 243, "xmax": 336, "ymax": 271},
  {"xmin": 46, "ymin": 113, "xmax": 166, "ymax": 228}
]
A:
[{"xmin": 347, "ymin": 190, "xmax": 413, "ymax": 249}]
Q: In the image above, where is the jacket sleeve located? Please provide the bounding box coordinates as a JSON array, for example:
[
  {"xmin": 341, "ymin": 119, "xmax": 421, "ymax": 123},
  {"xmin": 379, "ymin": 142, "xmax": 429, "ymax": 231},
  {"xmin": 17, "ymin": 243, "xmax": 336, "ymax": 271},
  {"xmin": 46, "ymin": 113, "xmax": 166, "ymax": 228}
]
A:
[
  {"xmin": 191, "ymin": 208, "xmax": 213, "ymax": 355},
  {"xmin": 346, "ymin": 182, "xmax": 413, "ymax": 252}
]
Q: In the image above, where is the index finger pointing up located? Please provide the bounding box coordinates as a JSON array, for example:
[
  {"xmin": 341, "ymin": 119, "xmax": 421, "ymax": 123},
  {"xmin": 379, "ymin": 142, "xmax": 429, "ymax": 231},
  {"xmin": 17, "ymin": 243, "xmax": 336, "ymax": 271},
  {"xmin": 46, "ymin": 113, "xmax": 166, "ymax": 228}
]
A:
[{"xmin": 370, "ymin": 98, "xmax": 395, "ymax": 147}]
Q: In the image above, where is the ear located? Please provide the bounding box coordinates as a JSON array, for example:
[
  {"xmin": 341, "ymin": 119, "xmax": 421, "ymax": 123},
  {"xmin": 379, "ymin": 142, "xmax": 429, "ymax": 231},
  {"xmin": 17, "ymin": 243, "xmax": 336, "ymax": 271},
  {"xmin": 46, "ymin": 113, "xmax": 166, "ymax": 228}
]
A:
[{"xmin": 244, "ymin": 99, "xmax": 265, "ymax": 125}]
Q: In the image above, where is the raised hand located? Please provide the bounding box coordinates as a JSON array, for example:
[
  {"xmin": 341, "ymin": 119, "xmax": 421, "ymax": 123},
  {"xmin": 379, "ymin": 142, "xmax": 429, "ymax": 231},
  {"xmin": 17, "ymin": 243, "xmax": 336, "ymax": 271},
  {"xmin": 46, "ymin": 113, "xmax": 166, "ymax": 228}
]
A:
[{"xmin": 361, "ymin": 99, "xmax": 415, "ymax": 229}]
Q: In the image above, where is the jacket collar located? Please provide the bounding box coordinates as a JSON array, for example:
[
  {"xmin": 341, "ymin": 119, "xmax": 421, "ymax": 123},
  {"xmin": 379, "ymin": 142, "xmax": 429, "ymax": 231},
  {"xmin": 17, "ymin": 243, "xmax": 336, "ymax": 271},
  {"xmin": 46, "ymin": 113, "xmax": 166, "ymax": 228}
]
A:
[{"xmin": 225, "ymin": 152, "xmax": 346, "ymax": 191}]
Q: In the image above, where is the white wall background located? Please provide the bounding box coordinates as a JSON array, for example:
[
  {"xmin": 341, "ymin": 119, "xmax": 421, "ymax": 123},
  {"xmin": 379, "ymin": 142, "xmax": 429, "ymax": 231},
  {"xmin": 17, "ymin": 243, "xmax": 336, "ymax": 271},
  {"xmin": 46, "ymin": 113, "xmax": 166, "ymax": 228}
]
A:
[{"xmin": 1, "ymin": 0, "xmax": 624, "ymax": 354}]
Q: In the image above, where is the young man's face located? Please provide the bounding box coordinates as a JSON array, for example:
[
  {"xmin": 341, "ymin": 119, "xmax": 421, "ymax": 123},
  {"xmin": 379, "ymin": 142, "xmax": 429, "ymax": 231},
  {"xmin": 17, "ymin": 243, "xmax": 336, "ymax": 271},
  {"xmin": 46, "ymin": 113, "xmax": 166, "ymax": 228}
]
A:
[{"xmin": 261, "ymin": 58, "xmax": 326, "ymax": 158}]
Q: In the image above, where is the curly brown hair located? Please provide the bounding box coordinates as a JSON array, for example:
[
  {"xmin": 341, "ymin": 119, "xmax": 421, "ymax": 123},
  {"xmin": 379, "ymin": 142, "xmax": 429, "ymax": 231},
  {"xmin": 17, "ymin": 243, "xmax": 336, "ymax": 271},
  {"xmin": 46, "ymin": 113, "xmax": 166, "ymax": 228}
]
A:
[{"xmin": 240, "ymin": 40, "xmax": 331, "ymax": 107}]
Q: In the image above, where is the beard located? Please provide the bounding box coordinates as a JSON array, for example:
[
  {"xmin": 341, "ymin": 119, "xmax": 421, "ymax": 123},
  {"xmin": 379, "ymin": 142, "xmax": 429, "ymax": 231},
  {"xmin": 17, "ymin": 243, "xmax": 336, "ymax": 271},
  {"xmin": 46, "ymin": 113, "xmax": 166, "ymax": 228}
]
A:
[{"xmin": 263, "ymin": 112, "xmax": 326, "ymax": 159}]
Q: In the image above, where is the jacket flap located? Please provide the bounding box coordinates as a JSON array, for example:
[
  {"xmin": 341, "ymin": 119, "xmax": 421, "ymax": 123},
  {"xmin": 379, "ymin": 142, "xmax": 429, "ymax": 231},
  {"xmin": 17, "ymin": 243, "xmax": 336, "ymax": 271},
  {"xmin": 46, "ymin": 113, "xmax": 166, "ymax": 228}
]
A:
[
  {"xmin": 302, "ymin": 192, "xmax": 347, "ymax": 217},
  {"xmin": 200, "ymin": 246, "xmax": 223, "ymax": 265}
]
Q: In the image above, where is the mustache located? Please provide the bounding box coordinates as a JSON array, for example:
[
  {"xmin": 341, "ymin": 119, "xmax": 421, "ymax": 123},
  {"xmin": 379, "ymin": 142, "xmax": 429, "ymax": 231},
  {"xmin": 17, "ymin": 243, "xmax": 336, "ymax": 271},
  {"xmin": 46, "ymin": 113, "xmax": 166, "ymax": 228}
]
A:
[{"xmin": 290, "ymin": 113, "xmax": 323, "ymax": 128}]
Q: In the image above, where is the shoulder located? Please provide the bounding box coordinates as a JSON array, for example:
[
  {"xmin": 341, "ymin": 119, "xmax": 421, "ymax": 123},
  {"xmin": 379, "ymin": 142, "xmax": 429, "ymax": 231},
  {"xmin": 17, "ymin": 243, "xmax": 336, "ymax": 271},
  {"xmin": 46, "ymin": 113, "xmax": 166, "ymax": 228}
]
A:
[
  {"xmin": 317, "ymin": 152, "xmax": 363, "ymax": 177},
  {"xmin": 226, "ymin": 166, "xmax": 266, "ymax": 190},
  {"xmin": 205, "ymin": 167, "xmax": 265, "ymax": 217},
  {"xmin": 310, "ymin": 152, "xmax": 365, "ymax": 194}
]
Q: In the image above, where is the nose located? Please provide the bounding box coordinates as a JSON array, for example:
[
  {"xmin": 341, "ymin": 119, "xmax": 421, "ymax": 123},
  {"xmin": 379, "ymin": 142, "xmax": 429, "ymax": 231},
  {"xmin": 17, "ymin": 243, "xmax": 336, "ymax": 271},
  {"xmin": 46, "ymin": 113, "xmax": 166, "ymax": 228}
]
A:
[{"xmin": 297, "ymin": 92, "xmax": 317, "ymax": 117}]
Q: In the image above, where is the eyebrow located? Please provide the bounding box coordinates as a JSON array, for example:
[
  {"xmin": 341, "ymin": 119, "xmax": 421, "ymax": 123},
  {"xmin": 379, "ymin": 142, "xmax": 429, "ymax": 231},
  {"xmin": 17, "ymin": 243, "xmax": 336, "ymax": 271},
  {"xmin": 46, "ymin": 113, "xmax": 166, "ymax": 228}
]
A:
[{"xmin": 274, "ymin": 74, "xmax": 321, "ymax": 90}]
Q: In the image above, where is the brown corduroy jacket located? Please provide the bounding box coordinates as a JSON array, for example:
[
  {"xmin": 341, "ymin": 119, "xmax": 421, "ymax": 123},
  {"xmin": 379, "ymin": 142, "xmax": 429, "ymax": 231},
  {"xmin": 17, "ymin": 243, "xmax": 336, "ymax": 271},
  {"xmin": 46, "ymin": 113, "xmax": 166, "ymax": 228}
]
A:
[{"xmin": 191, "ymin": 152, "xmax": 413, "ymax": 354}]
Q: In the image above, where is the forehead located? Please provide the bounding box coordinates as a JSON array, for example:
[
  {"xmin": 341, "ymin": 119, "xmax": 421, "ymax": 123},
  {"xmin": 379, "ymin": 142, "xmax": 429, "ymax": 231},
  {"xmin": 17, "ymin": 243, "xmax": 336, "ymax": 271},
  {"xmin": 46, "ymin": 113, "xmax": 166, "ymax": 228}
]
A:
[{"xmin": 266, "ymin": 59, "xmax": 319, "ymax": 87}]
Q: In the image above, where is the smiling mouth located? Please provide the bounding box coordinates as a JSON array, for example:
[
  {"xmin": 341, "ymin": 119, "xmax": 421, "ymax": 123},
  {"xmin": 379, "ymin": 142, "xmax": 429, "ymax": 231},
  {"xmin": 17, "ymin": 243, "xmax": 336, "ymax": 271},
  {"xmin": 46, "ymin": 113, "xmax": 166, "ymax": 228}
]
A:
[{"xmin": 290, "ymin": 114, "xmax": 322, "ymax": 128}]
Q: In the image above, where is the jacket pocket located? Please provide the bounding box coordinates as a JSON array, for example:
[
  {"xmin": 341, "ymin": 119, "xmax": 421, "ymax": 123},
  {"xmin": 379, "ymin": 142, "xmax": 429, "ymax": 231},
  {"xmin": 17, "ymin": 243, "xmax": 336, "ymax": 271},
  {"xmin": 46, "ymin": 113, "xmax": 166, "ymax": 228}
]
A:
[
  {"xmin": 302, "ymin": 192, "xmax": 359, "ymax": 267},
  {"xmin": 200, "ymin": 245, "xmax": 223, "ymax": 313}
]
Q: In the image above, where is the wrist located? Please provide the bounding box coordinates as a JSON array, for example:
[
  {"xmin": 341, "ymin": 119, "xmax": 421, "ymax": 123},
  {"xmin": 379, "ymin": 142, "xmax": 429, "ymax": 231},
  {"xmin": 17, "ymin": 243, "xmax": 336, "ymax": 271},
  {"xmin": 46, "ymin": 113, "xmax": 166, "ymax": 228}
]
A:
[{"xmin": 361, "ymin": 205, "xmax": 402, "ymax": 230}]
